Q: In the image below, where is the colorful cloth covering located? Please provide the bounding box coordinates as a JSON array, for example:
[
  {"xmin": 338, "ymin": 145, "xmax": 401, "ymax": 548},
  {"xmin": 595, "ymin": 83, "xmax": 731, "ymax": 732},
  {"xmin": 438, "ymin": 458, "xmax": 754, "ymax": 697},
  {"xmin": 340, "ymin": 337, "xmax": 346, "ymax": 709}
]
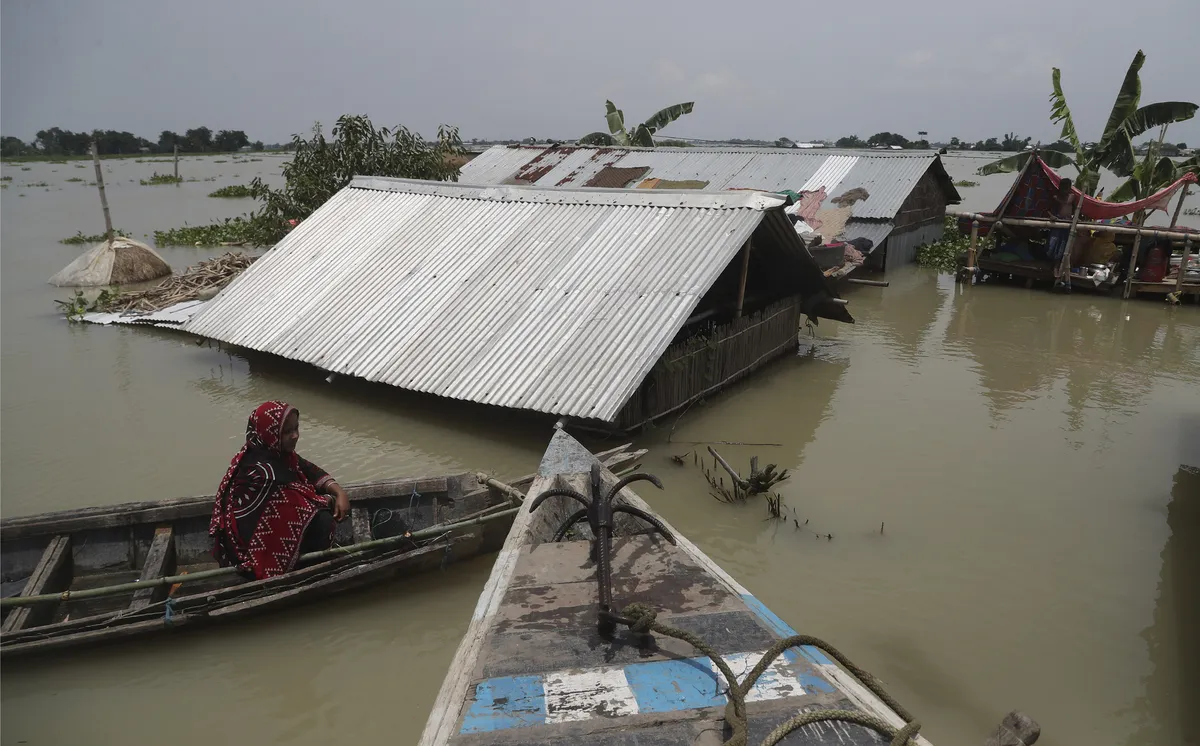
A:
[
  {"xmin": 209, "ymin": 400, "xmax": 335, "ymax": 579},
  {"xmin": 1036, "ymin": 159, "xmax": 1197, "ymax": 221}
]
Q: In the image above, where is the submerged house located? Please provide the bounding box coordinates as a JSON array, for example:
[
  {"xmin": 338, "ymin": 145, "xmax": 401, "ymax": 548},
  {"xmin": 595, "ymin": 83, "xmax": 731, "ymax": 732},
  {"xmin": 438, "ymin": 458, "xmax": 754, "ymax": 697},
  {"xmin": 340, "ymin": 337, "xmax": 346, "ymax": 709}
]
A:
[
  {"xmin": 182, "ymin": 178, "xmax": 852, "ymax": 431},
  {"xmin": 459, "ymin": 145, "xmax": 961, "ymax": 272}
]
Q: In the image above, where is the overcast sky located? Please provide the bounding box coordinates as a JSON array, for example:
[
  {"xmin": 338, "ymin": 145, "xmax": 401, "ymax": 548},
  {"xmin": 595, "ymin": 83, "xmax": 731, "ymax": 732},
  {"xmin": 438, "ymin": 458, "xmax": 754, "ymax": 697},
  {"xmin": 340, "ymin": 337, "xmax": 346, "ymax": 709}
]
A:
[{"xmin": 3, "ymin": 0, "xmax": 1198, "ymax": 146}]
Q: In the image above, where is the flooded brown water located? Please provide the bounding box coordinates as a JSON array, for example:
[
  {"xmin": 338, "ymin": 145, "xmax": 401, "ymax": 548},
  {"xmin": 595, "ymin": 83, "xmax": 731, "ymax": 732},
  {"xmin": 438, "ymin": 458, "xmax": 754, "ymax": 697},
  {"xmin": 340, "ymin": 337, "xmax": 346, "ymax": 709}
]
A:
[{"xmin": 2, "ymin": 155, "xmax": 1199, "ymax": 746}]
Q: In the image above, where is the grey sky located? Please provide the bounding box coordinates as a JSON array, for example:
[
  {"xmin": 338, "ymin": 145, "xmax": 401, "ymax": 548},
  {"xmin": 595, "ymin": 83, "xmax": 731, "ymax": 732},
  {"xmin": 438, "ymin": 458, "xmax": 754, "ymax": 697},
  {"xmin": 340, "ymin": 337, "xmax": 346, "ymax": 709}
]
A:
[{"xmin": 3, "ymin": 0, "xmax": 1198, "ymax": 146}]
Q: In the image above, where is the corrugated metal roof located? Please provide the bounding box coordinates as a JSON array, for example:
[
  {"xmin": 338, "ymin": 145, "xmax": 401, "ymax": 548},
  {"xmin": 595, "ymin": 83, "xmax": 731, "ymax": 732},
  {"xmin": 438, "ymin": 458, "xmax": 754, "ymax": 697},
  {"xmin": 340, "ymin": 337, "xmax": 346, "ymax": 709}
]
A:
[
  {"xmin": 462, "ymin": 146, "xmax": 960, "ymax": 220},
  {"xmin": 182, "ymin": 178, "xmax": 835, "ymax": 423},
  {"xmin": 83, "ymin": 300, "xmax": 208, "ymax": 327},
  {"xmin": 839, "ymin": 221, "xmax": 894, "ymax": 253}
]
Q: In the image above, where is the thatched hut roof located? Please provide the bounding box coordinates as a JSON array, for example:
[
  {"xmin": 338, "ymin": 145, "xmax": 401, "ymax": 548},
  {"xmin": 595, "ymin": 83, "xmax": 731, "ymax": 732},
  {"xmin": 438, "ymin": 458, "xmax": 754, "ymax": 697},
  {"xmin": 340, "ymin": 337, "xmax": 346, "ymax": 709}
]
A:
[{"xmin": 48, "ymin": 237, "xmax": 172, "ymax": 287}]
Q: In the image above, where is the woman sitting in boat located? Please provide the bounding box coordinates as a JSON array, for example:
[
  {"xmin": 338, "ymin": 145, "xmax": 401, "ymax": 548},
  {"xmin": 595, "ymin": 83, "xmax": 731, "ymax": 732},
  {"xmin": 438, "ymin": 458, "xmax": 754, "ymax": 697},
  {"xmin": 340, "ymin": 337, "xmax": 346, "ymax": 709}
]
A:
[{"xmin": 209, "ymin": 401, "xmax": 351, "ymax": 579}]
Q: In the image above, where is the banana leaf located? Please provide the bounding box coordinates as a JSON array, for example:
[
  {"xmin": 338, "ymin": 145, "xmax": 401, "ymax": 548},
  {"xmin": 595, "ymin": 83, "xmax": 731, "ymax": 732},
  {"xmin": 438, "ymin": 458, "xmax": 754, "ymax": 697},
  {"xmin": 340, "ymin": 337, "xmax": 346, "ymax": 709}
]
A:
[
  {"xmin": 1049, "ymin": 68, "xmax": 1083, "ymax": 157},
  {"xmin": 604, "ymin": 101, "xmax": 628, "ymax": 144},
  {"xmin": 1119, "ymin": 102, "xmax": 1198, "ymax": 140},
  {"xmin": 1102, "ymin": 129, "xmax": 1138, "ymax": 178},
  {"xmin": 1177, "ymin": 155, "xmax": 1200, "ymax": 177},
  {"xmin": 1098, "ymin": 51, "xmax": 1145, "ymax": 152},
  {"xmin": 579, "ymin": 132, "xmax": 617, "ymax": 146},
  {"xmin": 629, "ymin": 124, "xmax": 655, "ymax": 148},
  {"xmin": 1109, "ymin": 177, "xmax": 1140, "ymax": 203},
  {"xmin": 978, "ymin": 148, "xmax": 1075, "ymax": 176},
  {"xmin": 639, "ymin": 102, "xmax": 694, "ymax": 135},
  {"xmin": 1108, "ymin": 157, "xmax": 1186, "ymax": 203}
]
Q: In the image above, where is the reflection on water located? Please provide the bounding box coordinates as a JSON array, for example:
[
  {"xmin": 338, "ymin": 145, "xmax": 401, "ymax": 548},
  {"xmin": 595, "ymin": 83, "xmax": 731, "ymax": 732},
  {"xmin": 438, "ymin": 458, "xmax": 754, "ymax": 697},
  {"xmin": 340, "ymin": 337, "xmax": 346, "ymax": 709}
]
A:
[
  {"xmin": 1125, "ymin": 455, "xmax": 1200, "ymax": 746},
  {"xmin": 3, "ymin": 156, "xmax": 1200, "ymax": 746}
]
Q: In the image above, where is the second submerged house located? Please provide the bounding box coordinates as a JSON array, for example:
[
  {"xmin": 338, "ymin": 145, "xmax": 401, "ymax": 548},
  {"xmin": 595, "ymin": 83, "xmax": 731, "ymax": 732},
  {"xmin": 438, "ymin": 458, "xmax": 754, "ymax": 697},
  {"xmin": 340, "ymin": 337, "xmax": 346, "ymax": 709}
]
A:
[
  {"xmin": 460, "ymin": 145, "xmax": 962, "ymax": 272},
  {"xmin": 182, "ymin": 178, "xmax": 852, "ymax": 431}
]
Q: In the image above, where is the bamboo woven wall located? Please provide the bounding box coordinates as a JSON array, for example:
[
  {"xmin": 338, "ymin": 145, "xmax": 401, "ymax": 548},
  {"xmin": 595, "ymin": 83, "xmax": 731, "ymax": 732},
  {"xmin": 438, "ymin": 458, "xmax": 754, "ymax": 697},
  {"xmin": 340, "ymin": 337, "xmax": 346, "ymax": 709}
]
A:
[{"xmin": 615, "ymin": 295, "xmax": 803, "ymax": 430}]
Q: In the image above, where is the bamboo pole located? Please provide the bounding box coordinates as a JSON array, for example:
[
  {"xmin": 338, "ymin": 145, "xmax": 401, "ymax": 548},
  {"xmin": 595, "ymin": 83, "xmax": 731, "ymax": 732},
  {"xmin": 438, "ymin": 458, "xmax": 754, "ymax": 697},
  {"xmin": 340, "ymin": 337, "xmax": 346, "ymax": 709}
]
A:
[
  {"xmin": 1176, "ymin": 236, "xmax": 1193, "ymax": 293},
  {"xmin": 734, "ymin": 239, "xmax": 752, "ymax": 319},
  {"xmin": 1123, "ymin": 227, "xmax": 1144, "ymax": 300},
  {"xmin": 1169, "ymin": 184, "xmax": 1190, "ymax": 229},
  {"xmin": 173, "ymin": 145, "xmax": 179, "ymax": 179},
  {"xmin": 952, "ymin": 212, "xmax": 1194, "ymax": 242},
  {"xmin": 845, "ymin": 278, "xmax": 889, "ymax": 287},
  {"xmin": 475, "ymin": 474, "xmax": 525, "ymax": 505},
  {"xmin": 0, "ymin": 506, "xmax": 520, "ymax": 609},
  {"xmin": 1056, "ymin": 191, "xmax": 1087, "ymax": 284},
  {"xmin": 91, "ymin": 142, "xmax": 114, "ymax": 242},
  {"xmin": 964, "ymin": 218, "xmax": 980, "ymax": 283}
]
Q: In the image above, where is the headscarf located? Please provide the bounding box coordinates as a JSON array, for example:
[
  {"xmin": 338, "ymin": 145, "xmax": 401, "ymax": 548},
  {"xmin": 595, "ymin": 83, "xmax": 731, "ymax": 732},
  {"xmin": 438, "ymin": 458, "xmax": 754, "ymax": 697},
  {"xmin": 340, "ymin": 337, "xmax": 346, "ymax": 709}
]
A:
[
  {"xmin": 209, "ymin": 401, "xmax": 328, "ymax": 577},
  {"xmin": 215, "ymin": 400, "xmax": 299, "ymax": 500}
]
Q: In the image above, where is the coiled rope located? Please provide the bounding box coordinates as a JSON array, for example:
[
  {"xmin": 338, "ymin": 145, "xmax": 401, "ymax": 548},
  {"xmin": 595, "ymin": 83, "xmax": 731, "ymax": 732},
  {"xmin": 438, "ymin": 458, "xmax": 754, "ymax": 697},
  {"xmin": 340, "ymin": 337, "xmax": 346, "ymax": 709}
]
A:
[{"xmin": 621, "ymin": 602, "xmax": 921, "ymax": 746}]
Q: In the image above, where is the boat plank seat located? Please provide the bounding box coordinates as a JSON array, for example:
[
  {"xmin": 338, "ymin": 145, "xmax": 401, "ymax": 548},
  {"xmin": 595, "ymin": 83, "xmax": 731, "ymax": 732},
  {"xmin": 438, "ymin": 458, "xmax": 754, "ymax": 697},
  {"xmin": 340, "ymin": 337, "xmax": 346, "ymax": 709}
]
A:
[
  {"xmin": 2, "ymin": 535, "xmax": 73, "ymax": 632},
  {"xmin": 129, "ymin": 526, "xmax": 176, "ymax": 611}
]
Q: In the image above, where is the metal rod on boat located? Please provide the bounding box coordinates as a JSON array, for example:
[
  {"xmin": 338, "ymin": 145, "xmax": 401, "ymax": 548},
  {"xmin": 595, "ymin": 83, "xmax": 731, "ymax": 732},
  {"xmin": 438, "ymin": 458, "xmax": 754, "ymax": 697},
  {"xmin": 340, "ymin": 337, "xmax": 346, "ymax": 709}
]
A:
[{"xmin": 0, "ymin": 507, "xmax": 521, "ymax": 609}]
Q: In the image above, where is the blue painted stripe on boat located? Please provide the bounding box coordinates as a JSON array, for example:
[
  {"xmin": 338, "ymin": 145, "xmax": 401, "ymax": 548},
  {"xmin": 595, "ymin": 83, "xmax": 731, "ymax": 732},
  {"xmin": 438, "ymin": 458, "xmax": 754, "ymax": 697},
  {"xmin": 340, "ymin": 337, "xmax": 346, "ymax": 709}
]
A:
[
  {"xmin": 740, "ymin": 592, "xmax": 796, "ymax": 637},
  {"xmin": 623, "ymin": 656, "xmax": 726, "ymax": 713},
  {"xmin": 740, "ymin": 592, "xmax": 836, "ymax": 667},
  {"xmin": 458, "ymin": 646, "xmax": 827, "ymax": 733},
  {"xmin": 460, "ymin": 674, "xmax": 546, "ymax": 733}
]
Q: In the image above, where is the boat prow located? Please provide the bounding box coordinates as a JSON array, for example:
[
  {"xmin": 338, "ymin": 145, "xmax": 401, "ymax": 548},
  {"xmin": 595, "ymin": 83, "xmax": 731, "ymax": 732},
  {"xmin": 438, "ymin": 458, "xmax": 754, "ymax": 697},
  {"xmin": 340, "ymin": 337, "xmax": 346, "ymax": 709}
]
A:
[{"xmin": 421, "ymin": 426, "xmax": 930, "ymax": 745}]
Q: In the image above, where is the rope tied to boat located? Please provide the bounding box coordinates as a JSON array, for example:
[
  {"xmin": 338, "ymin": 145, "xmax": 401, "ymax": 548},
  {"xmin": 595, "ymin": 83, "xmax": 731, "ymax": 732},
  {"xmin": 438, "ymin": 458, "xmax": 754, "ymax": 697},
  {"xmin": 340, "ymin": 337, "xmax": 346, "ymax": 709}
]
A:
[{"xmin": 620, "ymin": 602, "xmax": 922, "ymax": 746}]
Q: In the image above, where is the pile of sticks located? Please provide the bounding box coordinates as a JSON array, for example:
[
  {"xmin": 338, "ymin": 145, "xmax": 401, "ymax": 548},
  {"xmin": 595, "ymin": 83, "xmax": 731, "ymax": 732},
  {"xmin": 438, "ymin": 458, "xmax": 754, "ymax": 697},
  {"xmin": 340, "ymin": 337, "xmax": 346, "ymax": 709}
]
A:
[{"xmin": 96, "ymin": 252, "xmax": 257, "ymax": 313}]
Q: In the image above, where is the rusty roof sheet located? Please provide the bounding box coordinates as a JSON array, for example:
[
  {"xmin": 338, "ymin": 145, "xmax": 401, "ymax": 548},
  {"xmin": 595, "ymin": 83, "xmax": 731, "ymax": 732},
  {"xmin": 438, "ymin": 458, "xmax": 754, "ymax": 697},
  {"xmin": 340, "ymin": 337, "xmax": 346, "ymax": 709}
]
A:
[
  {"xmin": 182, "ymin": 178, "xmax": 841, "ymax": 423},
  {"xmin": 461, "ymin": 146, "xmax": 960, "ymax": 220}
]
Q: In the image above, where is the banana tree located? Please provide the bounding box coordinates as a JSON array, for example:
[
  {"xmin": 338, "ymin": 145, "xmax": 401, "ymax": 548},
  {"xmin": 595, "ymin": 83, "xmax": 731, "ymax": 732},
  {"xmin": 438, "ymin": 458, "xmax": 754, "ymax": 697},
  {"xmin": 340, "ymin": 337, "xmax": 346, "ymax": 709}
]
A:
[
  {"xmin": 1108, "ymin": 141, "xmax": 1198, "ymax": 223},
  {"xmin": 978, "ymin": 51, "xmax": 1197, "ymax": 195},
  {"xmin": 578, "ymin": 100, "xmax": 695, "ymax": 147}
]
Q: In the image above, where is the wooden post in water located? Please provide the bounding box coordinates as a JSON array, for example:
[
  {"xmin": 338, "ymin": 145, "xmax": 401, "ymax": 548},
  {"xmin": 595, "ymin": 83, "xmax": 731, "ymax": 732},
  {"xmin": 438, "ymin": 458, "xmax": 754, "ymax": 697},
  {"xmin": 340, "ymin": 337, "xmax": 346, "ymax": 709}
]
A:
[
  {"xmin": 1123, "ymin": 227, "xmax": 1144, "ymax": 300},
  {"xmin": 90, "ymin": 142, "xmax": 114, "ymax": 242},
  {"xmin": 1169, "ymin": 184, "xmax": 1190, "ymax": 229},
  {"xmin": 734, "ymin": 238, "xmax": 751, "ymax": 319},
  {"xmin": 173, "ymin": 145, "xmax": 179, "ymax": 180}
]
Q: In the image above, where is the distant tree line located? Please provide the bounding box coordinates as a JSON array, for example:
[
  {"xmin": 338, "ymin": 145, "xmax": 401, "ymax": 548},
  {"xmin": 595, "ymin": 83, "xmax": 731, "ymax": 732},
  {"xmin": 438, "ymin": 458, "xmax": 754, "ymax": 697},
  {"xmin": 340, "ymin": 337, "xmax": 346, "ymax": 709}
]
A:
[
  {"xmin": 834, "ymin": 133, "xmax": 931, "ymax": 149},
  {"xmin": 829, "ymin": 132, "xmax": 1037, "ymax": 151},
  {"xmin": 1, "ymin": 126, "xmax": 267, "ymax": 158}
]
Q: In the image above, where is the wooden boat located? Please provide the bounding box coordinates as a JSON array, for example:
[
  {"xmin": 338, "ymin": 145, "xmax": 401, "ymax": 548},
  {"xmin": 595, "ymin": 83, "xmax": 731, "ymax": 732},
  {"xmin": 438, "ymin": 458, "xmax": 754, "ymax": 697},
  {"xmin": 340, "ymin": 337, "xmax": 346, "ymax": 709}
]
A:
[
  {"xmin": 0, "ymin": 443, "xmax": 646, "ymax": 659},
  {"xmin": 420, "ymin": 426, "xmax": 931, "ymax": 746}
]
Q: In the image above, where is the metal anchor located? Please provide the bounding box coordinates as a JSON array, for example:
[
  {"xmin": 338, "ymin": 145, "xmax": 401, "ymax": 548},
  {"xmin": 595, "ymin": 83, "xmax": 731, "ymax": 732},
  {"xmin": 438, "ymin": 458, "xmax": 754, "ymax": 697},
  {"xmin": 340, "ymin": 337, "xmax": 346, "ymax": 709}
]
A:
[{"xmin": 530, "ymin": 463, "xmax": 675, "ymax": 638}]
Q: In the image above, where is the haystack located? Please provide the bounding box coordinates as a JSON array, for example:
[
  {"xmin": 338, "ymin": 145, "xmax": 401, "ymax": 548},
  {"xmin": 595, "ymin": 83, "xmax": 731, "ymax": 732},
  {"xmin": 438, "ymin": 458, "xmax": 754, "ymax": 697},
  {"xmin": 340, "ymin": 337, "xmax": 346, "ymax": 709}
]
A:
[{"xmin": 48, "ymin": 237, "xmax": 172, "ymax": 287}]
